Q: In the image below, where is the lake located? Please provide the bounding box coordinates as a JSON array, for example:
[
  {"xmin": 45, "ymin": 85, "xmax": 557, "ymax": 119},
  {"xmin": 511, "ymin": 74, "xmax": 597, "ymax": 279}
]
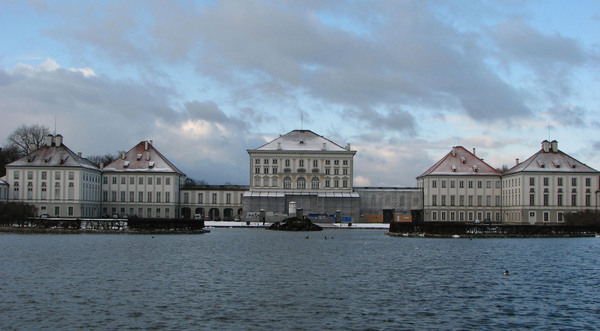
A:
[{"xmin": 1, "ymin": 229, "xmax": 599, "ymax": 330}]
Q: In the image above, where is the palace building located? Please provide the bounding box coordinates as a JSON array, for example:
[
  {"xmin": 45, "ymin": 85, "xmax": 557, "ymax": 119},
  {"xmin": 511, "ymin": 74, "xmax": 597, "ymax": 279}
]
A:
[{"xmin": 243, "ymin": 130, "xmax": 360, "ymax": 221}]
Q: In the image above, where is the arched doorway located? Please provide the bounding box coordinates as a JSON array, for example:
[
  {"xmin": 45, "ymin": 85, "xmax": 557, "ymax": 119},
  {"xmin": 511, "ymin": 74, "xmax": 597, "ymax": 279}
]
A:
[
  {"xmin": 209, "ymin": 208, "xmax": 220, "ymax": 220},
  {"xmin": 195, "ymin": 207, "xmax": 204, "ymax": 218},
  {"xmin": 181, "ymin": 207, "xmax": 191, "ymax": 219},
  {"xmin": 224, "ymin": 208, "xmax": 234, "ymax": 220}
]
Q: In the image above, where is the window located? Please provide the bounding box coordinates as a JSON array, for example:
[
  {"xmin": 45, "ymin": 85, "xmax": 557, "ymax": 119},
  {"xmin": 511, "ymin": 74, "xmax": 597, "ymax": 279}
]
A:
[
  {"xmin": 157, "ymin": 177, "xmax": 161, "ymax": 185},
  {"xmin": 334, "ymin": 160, "xmax": 339, "ymax": 165},
  {"xmin": 557, "ymin": 212, "xmax": 564, "ymax": 222},
  {"xmin": 103, "ymin": 191, "xmax": 107, "ymax": 202},
  {"xmin": 486, "ymin": 181, "xmax": 491, "ymax": 188},
  {"xmin": 120, "ymin": 191, "xmax": 126, "ymax": 202},
  {"xmin": 477, "ymin": 195, "xmax": 482, "ymax": 206},
  {"xmin": 255, "ymin": 168, "xmax": 260, "ymax": 174},
  {"xmin": 450, "ymin": 195, "xmax": 455, "ymax": 206},
  {"xmin": 441, "ymin": 181, "xmax": 446, "ymax": 188},
  {"xmin": 441, "ymin": 212, "xmax": 446, "ymax": 221},
  {"xmin": 343, "ymin": 160, "xmax": 349, "ymax": 166},
  {"xmin": 557, "ymin": 194, "xmax": 563, "ymax": 206},
  {"xmin": 147, "ymin": 192, "xmax": 152, "ymax": 202},
  {"xmin": 111, "ymin": 191, "xmax": 117, "ymax": 202},
  {"xmin": 299, "ymin": 160, "xmax": 304, "ymax": 167},
  {"xmin": 255, "ymin": 159, "xmax": 260, "ymax": 164},
  {"xmin": 313, "ymin": 160, "xmax": 318, "ymax": 167},
  {"xmin": 14, "ymin": 171, "xmax": 19, "ymax": 179},
  {"xmin": 264, "ymin": 159, "xmax": 269, "ymax": 164},
  {"xmin": 334, "ymin": 180, "xmax": 339, "ymax": 188},
  {"xmin": 450, "ymin": 212, "xmax": 455, "ymax": 221},
  {"xmin": 139, "ymin": 177, "xmax": 144, "ymax": 185},
  {"xmin": 41, "ymin": 171, "xmax": 47, "ymax": 180},
  {"xmin": 156, "ymin": 192, "xmax": 161, "ymax": 203},
  {"xmin": 130, "ymin": 191, "xmax": 134, "ymax": 202},
  {"xmin": 297, "ymin": 178, "xmax": 306, "ymax": 189},
  {"xmin": 312, "ymin": 178, "xmax": 319, "ymax": 189},
  {"xmin": 432, "ymin": 195, "xmax": 437, "ymax": 206},
  {"xmin": 486, "ymin": 195, "xmax": 491, "ymax": 206},
  {"xmin": 226, "ymin": 193, "xmax": 231, "ymax": 204},
  {"xmin": 103, "ymin": 176, "xmax": 107, "ymax": 184},
  {"xmin": 156, "ymin": 208, "xmax": 161, "ymax": 217},
  {"xmin": 571, "ymin": 195, "xmax": 577, "ymax": 206},
  {"xmin": 273, "ymin": 159, "xmax": 278, "ymax": 164},
  {"xmin": 148, "ymin": 177, "xmax": 153, "ymax": 185},
  {"xmin": 543, "ymin": 212, "xmax": 549, "ymax": 222},
  {"xmin": 285, "ymin": 160, "xmax": 290, "ymax": 167},
  {"xmin": 55, "ymin": 172, "xmax": 61, "ymax": 180},
  {"xmin": 441, "ymin": 195, "xmax": 446, "ymax": 206},
  {"xmin": 112, "ymin": 177, "xmax": 117, "ymax": 184},
  {"xmin": 432, "ymin": 211, "xmax": 437, "ymax": 221},
  {"xmin": 530, "ymin": 194, "xmax": 535, "ymax": 206},
  {"xmin": 325, "ymin": 180, "xmax": 330, "ymax": 188},
  {"xmin": 343, "ymin": 180, "xmax": 348, "ymax": 188},
  {"xmin": 558, "ymin": 178, "xmax": 563, "ymax": 186},
  {"xmin": 27, "ymin": 171, "xmax": 33, "ymax": 180},
  {"xmin": 586, "ymin": 194, "xmax": 591, "ymax": 207},
  {"xmin": 543, "ymin": 194, "xmax": 549, "ymax": 206},
  {"xmin": 68, "ymin": 207, "xmax": 74, "ymax": 216},
  {"xmin": 54, "ymin": 206, "xmax": 60, "ymax": 216},
  {"xmin": 432, "ymin": 180, "xmax": 437, "ymax": 188},
  {"xmin": 530, "ymin": 177, "xmax": 535, "ymax": 186},
  {"xmin": 459, "ymin": 212, "xmax": 464, "ymax": 221},
  {"xmin": 183, "ymin": 192, "xmax": 189, "ymax": 203},
  {"xmin": 325, "ymin": 160, "xmax": 330, "ymax": 165},
  {"xmin": 495, "ymin": 181, "xmax": 501, "ymax": 189},
  {"xmin": 468, "ymin": 195, "xmax": 473, "ymax": 206},
  {"xmin": 284, "ymin": 177, "xmax": 292, "ymax": 189},
  {"xmin": 198, "ymin": 193, "xmax": 203, "ymax": 203},
  {"xmin": 477, "ymin": 181, "xmax": 482, "ymax": 189},
  {"xmin": 459, "ymin": 181, "xmax": 464, "ymax": 188},
  {"xmin": 165, "ymin": 192, "xmax": 170, "ymax": 203},
  {"xmin": 585, "ymin": 178, "xmax": 591, "ymax": 186},
  {"xmin": 334, "ymin": 169, "xmax": 339, "ymax": 175},
  {"xmin": 450, "ymin": 181, "xmax": 455, "ymax": 188},
  {"xmin": 343, "ymin": 169, "xmax": 348, "ymax": 175},
  {"xmin": 212, "ymin": 193, "xmax": 217, "ymax": 204},
  {"xmin": 139, "ymin": 192, "xmax": 143, "ymax": 202},
  {"xmin": 459, "ymin": 195, "xmax": 465, "ymax": 206},
  {"xmin": 263, "ymin": 168, "xmax": 269, "ymax": 174},
  {"xmin": 165, "ymin": 178, "xmax": 170, "ymax": 185},
  {"xmin": 572, "ymin": 178, "xmax": 577, "ymax": 186},
  {"xmin": 273, "ymin": 168, "xmax": 278, "ymax": 174},
  {"xmin": 543, "ymin": 177, "xmax": 549, "ymax": 186},
  {"xmin": 468, "ymin": 181, "xmax": 473, "ymax": 189}
]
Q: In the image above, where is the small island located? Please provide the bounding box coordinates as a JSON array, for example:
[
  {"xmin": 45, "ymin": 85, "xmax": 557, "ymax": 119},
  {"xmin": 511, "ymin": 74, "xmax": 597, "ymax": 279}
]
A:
[{"xmin": 268, "ymin": 216, "xmax": 323, "ymax": 231}]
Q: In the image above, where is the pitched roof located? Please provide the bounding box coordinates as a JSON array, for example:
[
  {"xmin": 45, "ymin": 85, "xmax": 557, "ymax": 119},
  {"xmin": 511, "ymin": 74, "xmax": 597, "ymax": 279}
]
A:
[
  {"xmin": 6, "ymin": 136, "xmax": 98, "ymax": 171},
  {"xmin": 250, "ymin": 130, "xmax": 351, "ymax": 152},
  {"xmin": 418, "ymin": 146, "xmax": 500, "ymax": 178},
  {"xmin": 103, "ymin": 140, "xmax": 185, "ymax": 175},
  {"xmin": 505, "ymin": 140, "xmax": 597, "ymax": 174}
]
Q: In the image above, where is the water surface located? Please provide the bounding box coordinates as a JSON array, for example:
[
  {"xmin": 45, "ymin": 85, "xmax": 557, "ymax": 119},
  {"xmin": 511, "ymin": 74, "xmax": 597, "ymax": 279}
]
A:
[{"xmin": 1, "ymin": 229, "xmax": 599, "ymax": 329}]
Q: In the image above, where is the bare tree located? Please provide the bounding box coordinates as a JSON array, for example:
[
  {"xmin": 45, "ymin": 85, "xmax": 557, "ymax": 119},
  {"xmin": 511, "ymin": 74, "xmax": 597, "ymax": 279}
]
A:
[
  {"xmin": 87, "ymin": 153, "xmax": 120, "ymax": 168},
  {"xmin": 6, "ymin": 124, "xmax": 50, "ymax": 157},
  {"xmin": 0, "ymin": 145, "xmax": 21, "ymax": 176}
]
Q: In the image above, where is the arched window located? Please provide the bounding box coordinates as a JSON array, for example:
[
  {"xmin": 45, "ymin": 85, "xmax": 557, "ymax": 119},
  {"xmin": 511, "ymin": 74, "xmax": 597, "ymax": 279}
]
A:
[
  {"xmin": 272, "ymin": 176, "xmax": 278, "ymax": 187},
  {"xmin": 311, "ymin": 177, "xmax": 320, "ymax": 189},
  {"xmin": 297, "ymin": 177, "xmax": 306, "ymax": 189},
  {"xmin": 283, "ymin": 177, "xmax": 292, "ymax": 189}
]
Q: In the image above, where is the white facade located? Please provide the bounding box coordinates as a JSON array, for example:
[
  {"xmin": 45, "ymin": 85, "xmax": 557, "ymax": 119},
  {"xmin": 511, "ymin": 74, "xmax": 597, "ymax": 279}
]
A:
[
  {"xmin": 5, "ymin": 134, "xmax": 102, "ymax": 217},
  {"xmin": 502, "ymin": 140, "xmax": 600, "ymax": 224},
  {"xmin": 244, "ymin": 130, "xmax": 360, "ymax": 221},
  {"xmin": 180, "ymin": 185, "xmax": 247, "ymax": 220},
  {"xmin": 417, "ymin": 146, "xmax": 502, "ymax": 222},
  {"xmin": 101, "ymin": 140, "xmax": 185, "ymax": 218},
  {"xmin": 0, "ymin": 179, "xmax": 9, "ymax": 203}
]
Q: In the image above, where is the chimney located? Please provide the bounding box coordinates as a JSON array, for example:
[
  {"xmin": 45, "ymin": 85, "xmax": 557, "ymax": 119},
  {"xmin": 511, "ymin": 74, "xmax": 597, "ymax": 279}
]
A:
[
  {"xmin": 542, "ymin": 140, "xmax": 551, "ymax": 153},
  {"xmin": 55, "ymin": 134, "xmax": 63, "ymax": 147},
  {"xmin": 516, "ymin": 158, "xmax": 519, "ymax": 165},
  {"xmin": 149, "ymin": 140, "xmax": 153, "ymax": 146},
  {"xmin": 45, "ymin": 134, "xmax": 54, "ymax": 147},
  {"xmin": 78, "ymin": 152, "xmax": 82, "ymax": 158},
  {"xmin": 472, "ymin": 148, "xmax": 476, "ymax": 156},
  {"xmin": 145, "ymin": 141, "xmax": 149, "ymax": 150},
  {"xmin": 121, "ymin": 152, "xmax": 126, "ymax": 160},
  {"xmin": 451, "ymin": 147, "xmax": 456, "ymax": 157},
  {"xmin": 346, "ymin": 143, "xmax": 351, "ymax": 151},
  {"xmin": 146, "ymin": 151, "xmax": 150, "ymax": 161},
  {"xmin": 551, "ymin": 140, "xmax": 558, "ymax": 153},
  {"xmin": 100, "ymin": 162, "xmax": 104, "ymax": 170}
]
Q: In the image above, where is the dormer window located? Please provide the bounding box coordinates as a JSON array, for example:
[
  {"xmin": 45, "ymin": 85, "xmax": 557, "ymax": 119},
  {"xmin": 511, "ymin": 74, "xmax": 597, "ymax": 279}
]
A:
[
  {"xmin": 137, "ymin": 154, "xmax": 143, "ymax": 160},
  {"xmin": 149, "ymin": 161, "xmax": 155, "ymax": 168},
  {"xmin": 124, "ymin": 161, "xmax": 130, "ymax": 168}
]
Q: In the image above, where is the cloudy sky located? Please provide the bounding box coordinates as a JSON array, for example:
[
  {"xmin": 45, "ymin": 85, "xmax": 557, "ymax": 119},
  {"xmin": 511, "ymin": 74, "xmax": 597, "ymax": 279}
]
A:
[{"xmin": 1, "ymin": 0, "xmax": 599, "ymax": 186}]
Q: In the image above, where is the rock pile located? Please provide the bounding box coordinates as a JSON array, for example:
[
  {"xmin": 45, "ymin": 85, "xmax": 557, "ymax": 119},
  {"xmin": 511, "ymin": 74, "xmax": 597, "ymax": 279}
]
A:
[{"xmin": 268, "ymin": 217, "xmax": 323, "ymax": 231}]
